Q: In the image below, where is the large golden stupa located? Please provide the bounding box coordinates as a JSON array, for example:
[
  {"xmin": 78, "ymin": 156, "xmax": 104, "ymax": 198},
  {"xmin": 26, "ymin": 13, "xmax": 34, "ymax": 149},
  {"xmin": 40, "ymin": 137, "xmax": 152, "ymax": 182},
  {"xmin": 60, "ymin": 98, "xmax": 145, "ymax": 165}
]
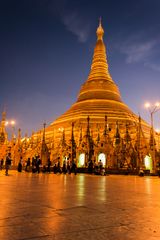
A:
[
  {"xmin": 0, "ymin": 21, "xmax": 155, "ymax": 171},
  {"xmin": 53, "ymin": 21, "xmax": 136, "ymax": 125},
  {"xmin": 46, "ymin": 21, "xmax": 149, "ymax": 136},
  {"xmin": 37, "ymin": 20, "xmax": 151, "ymax": 169}
]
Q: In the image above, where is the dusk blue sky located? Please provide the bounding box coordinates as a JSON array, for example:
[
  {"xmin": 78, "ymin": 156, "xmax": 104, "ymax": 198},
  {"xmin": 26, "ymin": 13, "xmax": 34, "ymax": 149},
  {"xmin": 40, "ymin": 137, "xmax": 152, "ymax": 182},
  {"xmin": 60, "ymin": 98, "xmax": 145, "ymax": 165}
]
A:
[{"xmin": 1, "ymin": 0, "xmax": 160, "ymax": 136}]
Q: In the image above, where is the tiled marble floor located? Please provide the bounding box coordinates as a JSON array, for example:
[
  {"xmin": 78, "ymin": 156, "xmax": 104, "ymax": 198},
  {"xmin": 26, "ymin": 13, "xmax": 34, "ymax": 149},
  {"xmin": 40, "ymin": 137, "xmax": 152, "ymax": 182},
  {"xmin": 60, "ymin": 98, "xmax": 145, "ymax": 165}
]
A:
[{"xmin": 0, "ymin": 170, "xmax": 160, "ymax": 240}]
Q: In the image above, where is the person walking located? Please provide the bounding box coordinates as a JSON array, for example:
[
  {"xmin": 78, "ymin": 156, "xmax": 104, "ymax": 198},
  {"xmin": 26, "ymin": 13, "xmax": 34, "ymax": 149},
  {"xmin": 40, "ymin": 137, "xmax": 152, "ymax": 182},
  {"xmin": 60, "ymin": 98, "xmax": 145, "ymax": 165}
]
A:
[
  {"xmin": 98, "ymin": 159, "xmax": 103, "ymax": 175},
  {"xmin": 17, "ymin": 157, "xmax": 23, "ymax": 172},
  {"xmin": 57, "ymin": 160, "xmax": 61, "ymax": 173},
  {"xmin": 36, "ymin": 156, "xmax": 41, "ymax": 173},
  {"xmin": 62, "ymin": 160, "xmax": 67, "ymax": 174},
  {"xmin": 5, "ymin": 153, "xmax": 12, "ymax": 176},
  {"xmin": 25, "ymin": 157, "xmax": 31, "ymax": 172},
  {"xmin": 67, "ymin": 161, "xmax": 71, "ymax": 174},
  {"xmin": 71, "ymin": 160, "xmax": 77, "ymax": 175}
]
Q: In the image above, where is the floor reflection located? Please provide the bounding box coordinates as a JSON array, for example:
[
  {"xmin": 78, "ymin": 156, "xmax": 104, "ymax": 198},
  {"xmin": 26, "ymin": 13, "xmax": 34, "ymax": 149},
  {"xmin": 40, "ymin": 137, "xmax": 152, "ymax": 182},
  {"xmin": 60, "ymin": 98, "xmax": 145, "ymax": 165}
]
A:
[{"xmin": 1, "ymin": 172, "xmax": 160, "ymax": 239}]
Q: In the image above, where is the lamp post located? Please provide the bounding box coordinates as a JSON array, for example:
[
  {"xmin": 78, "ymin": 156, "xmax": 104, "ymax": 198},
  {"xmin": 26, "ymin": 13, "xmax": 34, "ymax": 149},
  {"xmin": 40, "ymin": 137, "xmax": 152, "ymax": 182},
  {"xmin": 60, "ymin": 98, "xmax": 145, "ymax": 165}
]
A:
[{"xmin": 145, "ymin": 102, "xmax": 160, "ymax": 172}]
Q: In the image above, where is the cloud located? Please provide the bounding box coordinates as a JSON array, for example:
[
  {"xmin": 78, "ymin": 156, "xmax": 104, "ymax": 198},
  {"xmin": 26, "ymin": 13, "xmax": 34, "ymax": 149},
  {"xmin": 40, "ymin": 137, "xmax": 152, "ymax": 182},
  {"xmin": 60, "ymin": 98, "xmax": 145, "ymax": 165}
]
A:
[
  {"xmin": 120, "ymin": 39, "xmax": 157, "ymax": 63},
  {"xmin": 48, "ymin": 0, "xmax": 90, "ymax": 43},
  {"xmin": 60, "ymin": 11, "xmax": 90, "ymax": 43},
  {"xmin": 144, "ymin": 62, "xmax": 160, "ymax": 72},
  {"xmin": 117, "ymin": 32, "xmax": 160, "ymax": 72},
  {"xmin": 49, "ymin": 0, "xmax": 90, "ymax": 43}
]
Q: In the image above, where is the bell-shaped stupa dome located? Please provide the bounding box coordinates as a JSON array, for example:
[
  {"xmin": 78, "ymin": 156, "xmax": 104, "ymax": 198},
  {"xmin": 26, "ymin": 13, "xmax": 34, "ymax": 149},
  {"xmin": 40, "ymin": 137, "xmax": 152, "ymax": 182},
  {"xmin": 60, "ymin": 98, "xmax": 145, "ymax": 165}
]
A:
[{"xmin": 51, "ymin": 20, "xmax": 138, "ymax": 127}]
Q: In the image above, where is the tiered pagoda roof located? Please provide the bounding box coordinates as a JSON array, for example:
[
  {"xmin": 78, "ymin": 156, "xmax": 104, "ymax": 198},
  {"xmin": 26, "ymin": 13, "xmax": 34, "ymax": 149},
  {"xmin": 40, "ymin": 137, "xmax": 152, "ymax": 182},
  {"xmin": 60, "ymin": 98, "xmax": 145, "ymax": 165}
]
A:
[{"xmin": 49, "ymin": 20, "xmax": 149, "ymax": 131}]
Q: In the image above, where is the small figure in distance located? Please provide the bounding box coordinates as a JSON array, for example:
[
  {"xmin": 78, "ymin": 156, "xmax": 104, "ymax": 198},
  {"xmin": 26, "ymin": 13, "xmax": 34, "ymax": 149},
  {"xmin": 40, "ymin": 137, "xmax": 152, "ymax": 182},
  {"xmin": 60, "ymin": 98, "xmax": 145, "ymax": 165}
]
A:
[
  {"xmin": 62, "ymin": 160, "xmax": 67, "ymax": 174},
  {"xmin": 71, "ymin": 159, "xmax": 77, "ymax": 175},
  {"xmin": 139, "ymin": 167, "xmax": 144, "ymax": 177},
  {"xmin": 17, "ymin": 157, "xmax": 23, "ymax": 172},
  {"xmin": 25, "ymin": 157, "xmax": 31, "ymax": 172},
  {"xmin": 5, "ymin": 153, "xmax": 12, "ymax": 176}
]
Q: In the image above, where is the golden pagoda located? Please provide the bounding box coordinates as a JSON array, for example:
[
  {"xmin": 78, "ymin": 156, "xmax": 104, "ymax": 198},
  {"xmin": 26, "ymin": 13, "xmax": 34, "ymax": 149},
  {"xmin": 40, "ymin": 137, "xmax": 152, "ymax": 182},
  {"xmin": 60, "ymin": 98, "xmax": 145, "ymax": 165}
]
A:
[
  {"xmin": 38, "ymin": 20, "xmax": 151, "ymax": 169},
  {"xmin": 19, "ymin": 20, "xmax": 156, "ymax": 172},
  {"xmin": 45, "ymin": 22, "xmax": 148, "ymax": 134},
  {"xmin": 51, "ymin": 20, "xmax": 138, "ymax": 127}
]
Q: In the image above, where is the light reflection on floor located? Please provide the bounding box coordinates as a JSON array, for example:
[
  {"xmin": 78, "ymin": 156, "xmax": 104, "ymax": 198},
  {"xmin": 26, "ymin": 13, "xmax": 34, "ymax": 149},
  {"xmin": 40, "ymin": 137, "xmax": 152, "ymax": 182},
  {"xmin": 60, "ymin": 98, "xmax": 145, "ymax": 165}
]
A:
[{"xmin": 0, "ymin": 171, "xmax": 160, "ymax": 240}]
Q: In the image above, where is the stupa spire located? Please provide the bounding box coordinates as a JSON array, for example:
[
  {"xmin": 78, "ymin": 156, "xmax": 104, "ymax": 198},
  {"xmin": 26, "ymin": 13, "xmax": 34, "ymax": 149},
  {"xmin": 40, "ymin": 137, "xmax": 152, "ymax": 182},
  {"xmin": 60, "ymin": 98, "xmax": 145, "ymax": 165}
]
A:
[
  {"xmin": 77, "ymin": 20, "xmax": 122, "ymax": 103},
  {"xmin": 17, "ymin": 128, "xmax": 21, "ymax": 145},
  {"xmin": 87, "ymin": 19, "xmax": 111, "ymax": 83},
  {"xmin": 96, "ymin": 17, "xmax": 104, "ymax": 41}
]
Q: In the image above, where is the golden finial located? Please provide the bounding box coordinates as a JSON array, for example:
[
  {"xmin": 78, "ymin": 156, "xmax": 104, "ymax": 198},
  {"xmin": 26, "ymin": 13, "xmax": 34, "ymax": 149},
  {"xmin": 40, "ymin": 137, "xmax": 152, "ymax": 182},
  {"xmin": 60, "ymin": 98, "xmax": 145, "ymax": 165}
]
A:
[
  {"xmin": 99, "ymin": 17, "xmax": 102, "ymax": 26},
  {"xmin": 96, "ymin": 17, "xmax": 104, "ymax": 40}
]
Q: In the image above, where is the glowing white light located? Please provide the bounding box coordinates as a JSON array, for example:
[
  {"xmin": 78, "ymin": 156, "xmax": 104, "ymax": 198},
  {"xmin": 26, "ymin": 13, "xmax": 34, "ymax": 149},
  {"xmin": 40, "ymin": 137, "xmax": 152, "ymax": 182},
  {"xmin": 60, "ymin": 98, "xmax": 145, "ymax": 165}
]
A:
[
  {"xmin": 155, "ymin": 102, "xmax": 160, "ymax": 107},
  {"xmin": 144, "ymin": 155, "xmax": 152, "ymax": 170},
  {"xmin": 98, "ymin": 153, "xmax": 106, "ymax": 166},
  {"xmin": 11, "ymin": 120, "xmax": 15, "ymax": 125},
  {"xmin": 145, "ymin": 102, "xmax": 150, "ymax": 108},
  {"xmin": 78, "ymin": 153, "xmax": 85, "ymax": 167}
]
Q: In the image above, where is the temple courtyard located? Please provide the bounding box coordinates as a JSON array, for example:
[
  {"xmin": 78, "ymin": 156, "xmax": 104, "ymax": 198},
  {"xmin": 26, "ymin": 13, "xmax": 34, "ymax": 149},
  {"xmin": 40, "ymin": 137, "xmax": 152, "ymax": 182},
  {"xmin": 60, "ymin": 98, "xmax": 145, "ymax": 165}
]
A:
[{"xmin": 0, "ymin": 171, "xmax": 160, "ymax": 240}]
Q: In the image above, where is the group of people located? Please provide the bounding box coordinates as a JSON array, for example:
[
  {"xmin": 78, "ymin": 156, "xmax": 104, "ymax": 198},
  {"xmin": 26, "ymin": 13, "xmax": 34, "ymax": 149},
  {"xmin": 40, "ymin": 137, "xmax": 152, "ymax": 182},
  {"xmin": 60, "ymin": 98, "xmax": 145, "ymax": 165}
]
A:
[
  {"xmin": 16, "ymin": 156, "xmax": 78, "ymax": 175},
  {"xmin": 88, "ymin": 159, "xmax": 106, "ymax": 175},
  {"xmin": 41, "ymin": 159, "xmax": 77, "ymax": 175},
  {"xmin": 1, "ymin": 154, "xmax": 105, "ymax": 176},
  {"xmin": 0, "ymin": 154, "xmax": 78, "ymax": 176},
  {"xmin": 17, "ymin": 155, "xmax": 42, "ymax": 173}
]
